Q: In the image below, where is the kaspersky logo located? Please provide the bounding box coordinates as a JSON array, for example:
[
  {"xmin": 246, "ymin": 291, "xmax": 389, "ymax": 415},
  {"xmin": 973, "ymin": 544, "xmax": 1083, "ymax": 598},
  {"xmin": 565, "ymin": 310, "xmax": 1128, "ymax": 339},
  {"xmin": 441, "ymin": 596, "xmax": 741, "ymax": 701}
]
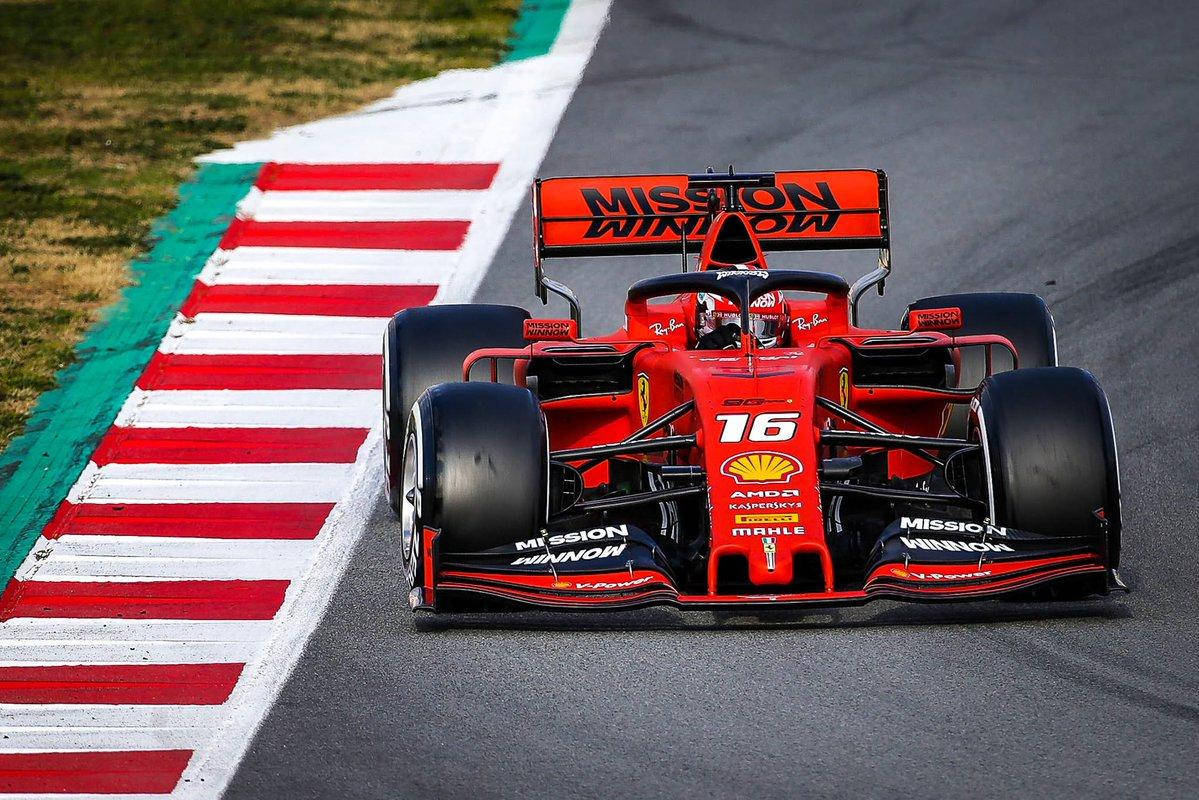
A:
[{"xmin": 721, "ymin": 452, "xmax": 802, "ymax": 484}]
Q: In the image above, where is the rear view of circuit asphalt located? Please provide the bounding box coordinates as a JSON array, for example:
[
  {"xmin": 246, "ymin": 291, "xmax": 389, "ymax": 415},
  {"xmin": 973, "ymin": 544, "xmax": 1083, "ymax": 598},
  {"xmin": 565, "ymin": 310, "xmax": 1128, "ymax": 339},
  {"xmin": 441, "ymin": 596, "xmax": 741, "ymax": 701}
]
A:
[{"xmin": 227, "ymin": 2, "xmax": 1199, "ymax": 798}]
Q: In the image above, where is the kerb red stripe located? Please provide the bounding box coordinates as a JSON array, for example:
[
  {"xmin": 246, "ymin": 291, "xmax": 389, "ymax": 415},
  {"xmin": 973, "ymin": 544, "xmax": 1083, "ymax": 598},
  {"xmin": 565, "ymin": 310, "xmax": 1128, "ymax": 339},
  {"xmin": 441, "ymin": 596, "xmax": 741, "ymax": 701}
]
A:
[
  {"xmin": 220, "ymin": 219, "xmax": 468, "ymax": 250},
  {"xmin": 92, "ymin": 426, "xmax": 367, "ymax": 465},
  {"xmin": 45, "ymin": 502, "xmax": 334, "ymax": 539},
  {"xmin": 0, "ymin": 663, "xmax": 244, "ymax": 705},
  {"xmin": 0, "ymin": 750, "xmax": 192, "ymax": 794},
  {"xmin": 256, "ymin": 162, "xmax": 498, "ymax": 191},
  {"xmin": 181, "ymin": 283, "xmax": 437, "ymax": 317},
  {"xmin": 0, "ymin": 579, "xmax": 289, "ymax": 620},
  {"xmin": 138, "ymin": 353, "xmax": 382, "ymax": 390}
]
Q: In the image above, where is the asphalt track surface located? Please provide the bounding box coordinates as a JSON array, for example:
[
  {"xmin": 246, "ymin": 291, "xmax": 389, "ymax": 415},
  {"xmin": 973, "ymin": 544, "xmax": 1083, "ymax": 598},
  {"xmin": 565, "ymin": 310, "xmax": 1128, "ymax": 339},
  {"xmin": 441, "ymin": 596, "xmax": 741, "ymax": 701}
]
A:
[{"xmin": 227, "ymin": 2, "xmax": 1199, "ymax": 797}]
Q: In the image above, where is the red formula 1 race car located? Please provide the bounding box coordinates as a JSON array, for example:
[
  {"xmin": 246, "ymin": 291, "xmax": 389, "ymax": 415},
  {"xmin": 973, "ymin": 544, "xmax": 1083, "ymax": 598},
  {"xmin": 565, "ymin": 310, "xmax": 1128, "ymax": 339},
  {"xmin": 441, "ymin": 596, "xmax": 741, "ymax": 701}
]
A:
[{"xmin": 382, "ymin": 168, "xmax": 1125, "ymax": 613}]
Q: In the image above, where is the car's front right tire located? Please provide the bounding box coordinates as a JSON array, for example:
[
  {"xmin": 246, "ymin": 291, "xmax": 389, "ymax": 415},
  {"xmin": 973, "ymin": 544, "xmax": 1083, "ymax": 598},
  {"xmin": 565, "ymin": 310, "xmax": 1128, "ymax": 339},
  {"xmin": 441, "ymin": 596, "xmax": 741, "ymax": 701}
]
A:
[{"xmin": 970, "ymin": 366, "xmax": 1121, "ymax": 598}]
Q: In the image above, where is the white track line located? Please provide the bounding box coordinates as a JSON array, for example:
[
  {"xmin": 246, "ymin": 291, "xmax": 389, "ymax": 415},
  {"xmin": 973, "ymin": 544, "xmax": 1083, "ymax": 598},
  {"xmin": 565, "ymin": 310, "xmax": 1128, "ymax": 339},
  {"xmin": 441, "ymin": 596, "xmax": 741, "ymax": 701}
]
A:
[
  {"xmin": 161, "ymin": 314, "xmax": 388, "ymax": 355},
  {"xmin": 239, "ymin": 187, "xmax": 484, "ymax": 222},
  {"xmin": 115, "ymin": 389, "xmax": 376, "ymax": 429},
  {"xmin": 66, "ymin": 462, "xmax": 355, "ymax": 505},
  {"xmin": 198, "ymin": 247, "xmax": 446, "ymax": 286}
]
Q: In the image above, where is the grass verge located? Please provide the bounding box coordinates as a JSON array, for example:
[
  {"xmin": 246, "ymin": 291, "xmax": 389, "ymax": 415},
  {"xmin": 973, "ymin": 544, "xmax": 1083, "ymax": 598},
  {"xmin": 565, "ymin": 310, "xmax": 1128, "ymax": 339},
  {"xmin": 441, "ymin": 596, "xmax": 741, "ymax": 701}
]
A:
[{"xmin": 0, "ymin": 0, "xmax": 520, "ymax": 449}]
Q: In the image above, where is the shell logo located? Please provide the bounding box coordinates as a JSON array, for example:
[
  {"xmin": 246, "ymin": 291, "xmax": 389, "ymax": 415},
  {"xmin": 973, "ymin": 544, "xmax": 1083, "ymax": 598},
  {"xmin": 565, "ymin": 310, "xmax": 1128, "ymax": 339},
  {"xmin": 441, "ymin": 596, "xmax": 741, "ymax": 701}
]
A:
[{"xmin": 721, "ymin": 451, "xmax": 802, "ymax": 484}]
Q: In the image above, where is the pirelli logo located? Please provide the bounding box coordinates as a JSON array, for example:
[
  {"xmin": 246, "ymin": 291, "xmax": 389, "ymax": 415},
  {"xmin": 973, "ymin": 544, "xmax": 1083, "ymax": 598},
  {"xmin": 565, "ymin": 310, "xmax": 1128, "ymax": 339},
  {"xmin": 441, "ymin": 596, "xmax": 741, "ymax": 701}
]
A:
[{"xmin": 734, "ymin": 513, "xmax": 799, "ymax": 524}]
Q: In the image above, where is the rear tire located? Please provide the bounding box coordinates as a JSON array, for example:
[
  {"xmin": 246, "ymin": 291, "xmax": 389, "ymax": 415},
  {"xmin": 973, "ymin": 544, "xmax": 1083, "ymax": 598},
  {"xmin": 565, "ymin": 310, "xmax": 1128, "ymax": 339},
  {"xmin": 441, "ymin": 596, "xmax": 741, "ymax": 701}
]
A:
[
  {"xmin": 383, "ymin": 304, "xmax": 529, "ymax": 515},
  {"xmin": 400, "ymin": 382, "xmax": 548, "ymax": 588},
  {"xmin": 905, "ymin": 293, "xmax": 1056, "ymax": 436},
  {"xmin": 971, "ymin": 367, "xmax": 1121, "ymax": 596}
]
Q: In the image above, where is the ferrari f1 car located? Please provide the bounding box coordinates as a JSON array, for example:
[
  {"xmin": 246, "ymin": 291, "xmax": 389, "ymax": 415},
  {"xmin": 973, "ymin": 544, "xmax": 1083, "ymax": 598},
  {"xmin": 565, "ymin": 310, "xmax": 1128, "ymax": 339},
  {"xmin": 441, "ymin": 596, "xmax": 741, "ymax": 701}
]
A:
[{"xmin": 383, "ymin": 168, "xmax": 1124, "ymax": 613}]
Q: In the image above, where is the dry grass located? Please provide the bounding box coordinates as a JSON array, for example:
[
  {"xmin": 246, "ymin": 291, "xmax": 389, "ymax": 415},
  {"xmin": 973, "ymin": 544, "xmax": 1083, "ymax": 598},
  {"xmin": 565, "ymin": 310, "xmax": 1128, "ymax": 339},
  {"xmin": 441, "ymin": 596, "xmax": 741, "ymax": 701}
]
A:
[{"xmin": 0, "ymin": 0, "xmax": 522, "ymax": 448}]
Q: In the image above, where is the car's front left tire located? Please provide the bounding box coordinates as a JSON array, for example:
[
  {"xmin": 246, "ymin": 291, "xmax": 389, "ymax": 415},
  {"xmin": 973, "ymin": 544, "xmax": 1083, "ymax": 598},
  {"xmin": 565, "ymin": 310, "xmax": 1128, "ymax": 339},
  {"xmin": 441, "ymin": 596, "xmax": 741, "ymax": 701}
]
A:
[
  {"xmin": 400, "ymin": 381, "xmax": 548, "ymax": 589},
  {"xmin": 383, "ymin": 304, "xmax": 530, "ymax": 515}
]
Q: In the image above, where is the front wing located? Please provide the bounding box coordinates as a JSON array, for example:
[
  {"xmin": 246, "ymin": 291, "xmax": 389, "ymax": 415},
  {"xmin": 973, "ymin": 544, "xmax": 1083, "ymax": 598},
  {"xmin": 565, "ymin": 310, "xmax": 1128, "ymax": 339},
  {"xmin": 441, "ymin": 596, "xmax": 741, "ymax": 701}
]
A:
[{"xmin": 410, "ymin": 522, "xmax": 1112, "ymax": 612}]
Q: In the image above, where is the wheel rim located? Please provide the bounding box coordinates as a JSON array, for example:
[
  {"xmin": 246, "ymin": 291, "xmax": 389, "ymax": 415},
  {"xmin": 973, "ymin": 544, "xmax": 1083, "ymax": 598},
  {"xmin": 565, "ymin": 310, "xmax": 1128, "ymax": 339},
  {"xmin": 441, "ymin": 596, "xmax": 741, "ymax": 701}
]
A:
[{"xmin": 399, "ymin": 429, "xmax": 420, "ymax": 585}]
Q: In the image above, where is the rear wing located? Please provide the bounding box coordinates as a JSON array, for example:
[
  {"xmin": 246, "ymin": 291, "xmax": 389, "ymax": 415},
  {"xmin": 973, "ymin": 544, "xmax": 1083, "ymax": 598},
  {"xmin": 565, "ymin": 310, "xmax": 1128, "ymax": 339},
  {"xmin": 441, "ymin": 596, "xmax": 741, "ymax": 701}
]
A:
[
  {"xmin": 531, "ymin": 169, "xmax": 892, "ymax": 328},
  {"xmin": 533, "ymin": 169, "xmax": 889, "ymax": 260}
]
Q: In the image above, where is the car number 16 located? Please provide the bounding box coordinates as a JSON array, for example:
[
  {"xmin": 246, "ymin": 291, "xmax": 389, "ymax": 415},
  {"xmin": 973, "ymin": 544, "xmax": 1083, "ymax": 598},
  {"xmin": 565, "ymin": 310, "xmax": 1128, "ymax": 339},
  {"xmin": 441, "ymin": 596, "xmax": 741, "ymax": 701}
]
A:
[{"xmin": 715, "ymin": 412, "xmax": 800, "ymax": 443}]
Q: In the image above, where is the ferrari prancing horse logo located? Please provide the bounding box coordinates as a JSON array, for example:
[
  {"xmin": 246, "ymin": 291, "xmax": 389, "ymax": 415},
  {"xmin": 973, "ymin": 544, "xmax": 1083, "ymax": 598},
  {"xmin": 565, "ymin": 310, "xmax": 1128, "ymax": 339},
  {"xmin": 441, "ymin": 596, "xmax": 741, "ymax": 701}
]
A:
[
  {"xmin": 762, "ymin": 537, "xmax": 778, "ymax": 572},
  {"xmin": 637, "ymin": 373, "xmax": 650, "ymax": 427}
]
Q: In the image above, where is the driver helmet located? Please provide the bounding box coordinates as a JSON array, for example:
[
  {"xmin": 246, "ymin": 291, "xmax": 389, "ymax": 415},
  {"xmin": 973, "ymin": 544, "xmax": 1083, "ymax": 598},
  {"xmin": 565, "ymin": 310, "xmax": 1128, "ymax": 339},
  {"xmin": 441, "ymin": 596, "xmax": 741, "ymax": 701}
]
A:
[{"xmin": 695, "ymin": 281, "xmax": 787, "ymax": 348}]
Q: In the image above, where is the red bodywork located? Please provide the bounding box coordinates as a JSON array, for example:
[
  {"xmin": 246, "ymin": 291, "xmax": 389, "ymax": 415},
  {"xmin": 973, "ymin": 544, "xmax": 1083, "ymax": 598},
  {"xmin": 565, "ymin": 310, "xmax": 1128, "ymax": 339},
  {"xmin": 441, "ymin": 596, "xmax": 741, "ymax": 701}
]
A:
[{"xmin": 420, "ymin": 170, "xmax": 1109, "ymax": 611}]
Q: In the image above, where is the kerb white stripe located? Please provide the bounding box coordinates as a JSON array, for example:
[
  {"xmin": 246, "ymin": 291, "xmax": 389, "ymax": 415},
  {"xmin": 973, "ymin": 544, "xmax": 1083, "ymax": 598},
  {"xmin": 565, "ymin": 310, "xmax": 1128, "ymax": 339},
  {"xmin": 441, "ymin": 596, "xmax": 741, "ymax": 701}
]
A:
[
  {"xmin": 19, "ymin": 536, "xmax": 311, "ymax": 582},
  {"xmin": 199, "ymin": 246, "xmax": 445, "ymax": 286},
  {"xmin": 0, "ymin": 794, "xmax": 171, "ymax": 800},
  {"xmin": 241, "ymin": 188, "xmax": 484, "ymax": 222},
  {"xmin": 161, "ymin": 313, "xmax": 389, "ymax": 355},
  {"xmin": 0, "ymin": 619, "xmax": 270, "ymax": 667},
  {"xmin": 115, "ymin": 389, "xmax": 376, "ymax": 429},
  {"xmin": 0, "ymin": 704, "xmax": 222, "ymax": 752},
  {"xmin": 66, "ymin": 461, "xmax": 355, "ymax": 504}
]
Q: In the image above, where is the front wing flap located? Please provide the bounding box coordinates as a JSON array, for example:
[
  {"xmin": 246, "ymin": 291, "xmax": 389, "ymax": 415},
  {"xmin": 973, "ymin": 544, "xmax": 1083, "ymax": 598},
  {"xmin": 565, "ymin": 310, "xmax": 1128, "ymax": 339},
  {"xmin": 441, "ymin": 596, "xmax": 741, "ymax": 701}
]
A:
[
  {"xmin": 432, "ymin": 522, "xmax": 682, "ymax": 609},
  {"xmin": 862, "ymin": 520, "xmax": 1108, "ymax": 599}
]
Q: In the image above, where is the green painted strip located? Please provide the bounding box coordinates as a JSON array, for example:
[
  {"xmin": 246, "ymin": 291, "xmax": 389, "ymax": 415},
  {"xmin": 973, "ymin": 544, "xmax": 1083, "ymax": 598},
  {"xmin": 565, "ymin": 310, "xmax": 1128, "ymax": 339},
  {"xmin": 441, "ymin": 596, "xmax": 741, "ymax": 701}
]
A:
[
  {"xmin": 505, "ymin": 0, "xmax": 571, "ymax": 61},
  {"xmin": 0, "ymin": 162, "xmax": 262, "ymax": 583}
]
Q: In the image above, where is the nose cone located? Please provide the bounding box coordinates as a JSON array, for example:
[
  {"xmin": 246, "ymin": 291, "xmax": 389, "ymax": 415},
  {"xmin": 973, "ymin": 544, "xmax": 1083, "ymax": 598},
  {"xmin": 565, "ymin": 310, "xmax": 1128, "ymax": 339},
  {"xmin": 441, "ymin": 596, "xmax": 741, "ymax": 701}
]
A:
[{"xmin": 691, "ymin": 360, "xmax": 827, "ymax": 591}]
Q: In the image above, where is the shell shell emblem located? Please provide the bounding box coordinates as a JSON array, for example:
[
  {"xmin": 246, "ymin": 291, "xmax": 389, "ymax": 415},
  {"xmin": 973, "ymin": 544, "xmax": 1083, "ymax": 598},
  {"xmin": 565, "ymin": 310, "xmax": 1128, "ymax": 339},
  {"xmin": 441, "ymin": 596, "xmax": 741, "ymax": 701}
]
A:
[{"xmin": 720, "ymin": 451, "xmax": 802, "ymax": 484}]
